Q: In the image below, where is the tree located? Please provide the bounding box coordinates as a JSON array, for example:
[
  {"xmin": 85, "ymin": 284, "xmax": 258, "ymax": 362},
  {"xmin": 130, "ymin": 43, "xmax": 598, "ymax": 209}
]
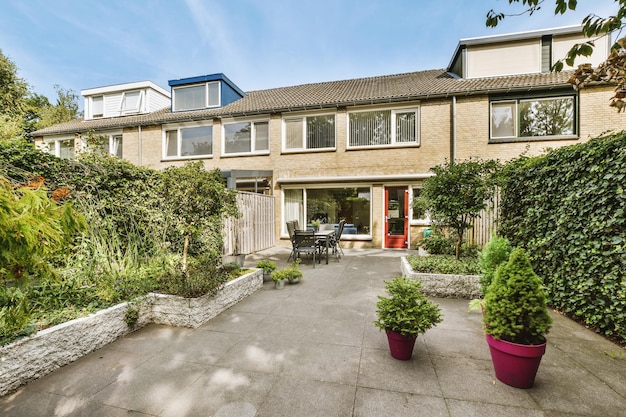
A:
[
  {"xmin": 486, "ymin": 0, "xmax": 626, "ymax": 111},
  {"xmin": 160, "ymin": 162, "xmax": 239, "ymax": 275},
  {"xmin": 418, "ymin": 159, "xmax": 500, "ymax": 260},
  {"xmin": 0, "ymin": 50, "xmax": 80, "ymax": 141}
]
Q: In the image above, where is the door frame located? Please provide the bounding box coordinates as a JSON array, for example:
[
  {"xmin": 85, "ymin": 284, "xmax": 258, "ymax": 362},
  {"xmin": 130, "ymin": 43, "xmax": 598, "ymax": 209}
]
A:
[{"xmin": 383, "ymin": 185, "xmax": 409, "ymax": 249}]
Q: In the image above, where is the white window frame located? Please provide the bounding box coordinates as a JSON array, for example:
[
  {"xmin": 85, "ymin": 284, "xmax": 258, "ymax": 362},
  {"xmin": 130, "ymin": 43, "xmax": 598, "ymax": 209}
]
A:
[
  {"xmin": 162, "ymin": 122, "xmax": 214, "ymax": 160},
  {"xmin": 118, "ymin": 90, "xmax": 144, "ymax": 115},
  {"xmin": 43, "ymin": 136, "xmax": 75, "ymax": 159},
  {"xmin": 347, "ymin": 106, "xmax": 420, "ymax": 149},
  {"xmin": 172, "ymin": 81, "xmax": 221, "ymax": 112},
  {"xmin": 221, "ymin": 118, "xmax": 270, "ymax": 156},
  {"xmin": 490, "ymin": 95, "xmax": 577, "ymax": 142},
  {"xmin": 409, "ymin": 186, "xmax": 430, "ymax": 226},
  {"xmin": 91, "ymin": 95, "xmax": 104, "ymax": 118},
  {"xmin": 282, "ymin": 112, "xmax": 336, "ymax": 152},
  {"xmin": 281, "ymin": 185, "xmax": 373, "ymax": 240}
]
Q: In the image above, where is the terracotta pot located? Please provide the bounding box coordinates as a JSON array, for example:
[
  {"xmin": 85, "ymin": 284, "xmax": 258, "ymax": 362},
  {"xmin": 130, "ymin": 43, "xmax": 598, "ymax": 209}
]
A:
[
  {"xmin": 485, "ymin": 333, "xmax": 546, "ymax": 388},
  {"xmin": 385, "ymin": 329, "xmax": 417, "ymax": 360}
]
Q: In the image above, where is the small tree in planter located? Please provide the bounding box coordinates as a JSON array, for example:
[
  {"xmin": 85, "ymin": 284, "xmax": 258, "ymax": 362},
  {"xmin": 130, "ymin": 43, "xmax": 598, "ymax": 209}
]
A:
[
  {"xmin": 417, "ymin": 158, "xmax": 500, "ymax": 260},
  {"xmin": 482, "ymin": 248, "xmax": 552, "ymax": 388},
  {"xmin": 374, "ymin": 277, "xmax": 443, "ymax": 360}
]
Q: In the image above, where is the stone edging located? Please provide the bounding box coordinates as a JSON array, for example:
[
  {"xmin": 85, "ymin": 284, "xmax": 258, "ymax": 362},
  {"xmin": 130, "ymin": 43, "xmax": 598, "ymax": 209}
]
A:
[
  {"xmin": 400, "ymin": 257, "xmax": 480, "ymax": 299},
  {"xmin": 0, "ymin": 269, "xmax": 262, "ymax": 396}
]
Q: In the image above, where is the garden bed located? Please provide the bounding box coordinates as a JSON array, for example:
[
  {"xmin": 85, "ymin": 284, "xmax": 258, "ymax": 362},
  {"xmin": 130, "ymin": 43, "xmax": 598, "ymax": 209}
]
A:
[
  {"xmin": 0, "ymin": 269, "xmax": 262, "ymax": 396},
  {"xmin": 400, "ymin": 257, "xmax": 480, "ymax": 299}
]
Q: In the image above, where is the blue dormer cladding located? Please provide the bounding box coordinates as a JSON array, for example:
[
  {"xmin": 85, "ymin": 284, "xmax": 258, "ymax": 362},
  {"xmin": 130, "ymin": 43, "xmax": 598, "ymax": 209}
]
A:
[{"xmin": 168, "ymin": 73, "xmax": 245, "ymax": 112}]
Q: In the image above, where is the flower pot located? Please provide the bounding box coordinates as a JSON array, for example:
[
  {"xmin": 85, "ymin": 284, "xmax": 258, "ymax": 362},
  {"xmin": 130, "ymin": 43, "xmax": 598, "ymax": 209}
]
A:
[
  {"xmin": 263, "ymin": 272, "xmax": 272, "ymax": 282},
  {"xmin": 485, "ymin": 333, "xmax": 546, "ymax": 389},
  {"xmin": 385, "ymin": 329, "xmax": 417, "ymax": 360},
  {"xmin": 274, "ymin": 280, "xmax": 285, "ymax": 290},
  {"xmin": 287, "ymin": 276, "xmax": 301, "ymax": 284}
]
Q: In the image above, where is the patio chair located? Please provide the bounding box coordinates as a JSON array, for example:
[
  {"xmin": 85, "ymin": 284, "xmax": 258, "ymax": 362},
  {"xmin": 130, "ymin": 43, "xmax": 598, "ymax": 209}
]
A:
[
  {"xmin": 293, "ymin": 230, "xmax": 320, "ymax": 267},
  {"xmin": 286, "ymin": 220, "xmax": 297, "ymax": 262},
  {"xmin": 331, "ymin": 219, "xmax": 346, "ymax": 259}
]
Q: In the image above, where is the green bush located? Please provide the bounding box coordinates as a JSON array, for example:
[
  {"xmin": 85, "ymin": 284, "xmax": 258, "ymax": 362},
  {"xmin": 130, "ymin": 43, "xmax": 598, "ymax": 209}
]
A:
[
  {"xmin": 407, "ymin": 255, "xmax": 480, "ymax": 275},
  {"xmin": 156, "ymin": 254, "xmax": 229, "ymax": 298},
  {"xmin": 374, "ymin": 277, "xmax": 443, "ymax": 337},
  {"xmin": 499, "ymin": 132, "xmax": 626, "ymax": 342},
  {"xmin": 483, "ymin": 249, "xmax": 552, "ymax": 345},
  {"xmin": 478, "ymin": 236, "xmax": 512, "ymax": 295}
]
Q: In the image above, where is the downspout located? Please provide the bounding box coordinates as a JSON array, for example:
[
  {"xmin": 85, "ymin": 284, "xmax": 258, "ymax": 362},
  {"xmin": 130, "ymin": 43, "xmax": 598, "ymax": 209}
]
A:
[
  {"xmin": 138, "ymin": 125, "xmax": 142, "ymax": 166},
  {"xmin": 451, "ymin": 96, "xmax": 457, "ymax": 163}
]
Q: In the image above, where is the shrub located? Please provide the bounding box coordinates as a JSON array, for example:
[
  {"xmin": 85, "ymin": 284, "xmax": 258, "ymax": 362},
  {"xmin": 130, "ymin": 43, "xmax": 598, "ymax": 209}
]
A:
[
  {"xmin": 374, "ymin": 277, "xmax": 443, "ymax": 337},
  {"xmin": 156, "ymin": 254, "xmax": 229, "ymax": 298},
  {"xmin": 483, "ymin": 249, "xmax": 552, "ymax": 345},
  {"xmin": 478, "ymin": 235, "xmax": 512, "ymax": 295},
  {"xmin": 407, "ymin": 255, "xmax": 480, "ymax": 275},
  {"xmin": 256, "ymin": 260, "xmax": 277, "ymax": 274}
]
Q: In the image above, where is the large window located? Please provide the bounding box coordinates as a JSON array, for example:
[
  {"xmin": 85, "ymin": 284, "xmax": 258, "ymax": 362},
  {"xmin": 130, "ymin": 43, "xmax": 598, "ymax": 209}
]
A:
[
  {"xmin": 348, "ymin": 108, "xmax": 418, "ymax": 148},
  {"xmin": 223, "ymin": 120, "xmax": 269, "ymax": 155},
  {"xmin": 173, "ymin": 82, "xmax": 220, "ymax": 111},
  {"xmin": 490, "ymin": 95, "xmax": 576, "ymax": 141},
  {"xmin": 284, "ymin": 114, "xmax": 335, "ymax": 150},
  {"xmin": 164, "ymin": 124, "xmax": 213, "ymax": 158},
  {"xmin": 283, "ymin": 187, "xmax": 371, "ymax": 236},
  {"xmin": 410, "ymin": 187, "xmax": 429, "ymax": 224}
]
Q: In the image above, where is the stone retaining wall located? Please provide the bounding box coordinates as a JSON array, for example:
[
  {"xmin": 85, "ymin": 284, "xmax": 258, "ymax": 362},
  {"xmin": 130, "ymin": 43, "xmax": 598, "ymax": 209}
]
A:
[
  {"xmin": 400, "ymin": 257, "xmax": 480, "ymax": 299},
  {"xmin": 0, "ymin": 269, "xmax": 262, "ymax": 396}
]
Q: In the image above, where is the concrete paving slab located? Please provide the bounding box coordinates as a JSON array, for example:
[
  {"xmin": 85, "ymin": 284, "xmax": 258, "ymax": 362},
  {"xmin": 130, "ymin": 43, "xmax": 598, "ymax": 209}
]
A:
[{"xmin": 1, "ymin": 246, "xmax": 625, "ymax": 417}]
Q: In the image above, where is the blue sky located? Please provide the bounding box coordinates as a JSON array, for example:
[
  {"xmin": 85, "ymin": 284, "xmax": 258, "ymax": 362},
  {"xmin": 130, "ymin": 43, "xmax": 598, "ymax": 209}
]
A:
[{"xmin": 0, "ymin": 0, "xmax": 618, "ymax": 105}]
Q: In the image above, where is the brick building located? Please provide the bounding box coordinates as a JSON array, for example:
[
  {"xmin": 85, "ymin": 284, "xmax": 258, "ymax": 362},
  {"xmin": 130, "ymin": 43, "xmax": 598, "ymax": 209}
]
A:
[{"xmin": 33, "ymin": 26, "xmax": 626, "ymax": 249}]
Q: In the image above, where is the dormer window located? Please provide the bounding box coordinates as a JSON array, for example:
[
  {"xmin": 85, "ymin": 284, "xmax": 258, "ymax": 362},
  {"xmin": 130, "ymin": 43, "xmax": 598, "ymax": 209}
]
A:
[
  {"xmin": 121, "ymin": 91, "xmax": 142, "ymax": 114},
  {"xmin": 92, "ymin": 96, "xmax": 103, "ymax": 118},
  {"xmin": 173, "ymin": 82, "xmax": 220, "ymax": 112}
]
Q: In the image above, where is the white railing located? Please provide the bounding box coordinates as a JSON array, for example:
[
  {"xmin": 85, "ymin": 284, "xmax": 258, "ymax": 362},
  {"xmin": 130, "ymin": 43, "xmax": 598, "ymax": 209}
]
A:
[{"xmin": 223, "ymin": 191, "xmax": 275, "ymax": 255}]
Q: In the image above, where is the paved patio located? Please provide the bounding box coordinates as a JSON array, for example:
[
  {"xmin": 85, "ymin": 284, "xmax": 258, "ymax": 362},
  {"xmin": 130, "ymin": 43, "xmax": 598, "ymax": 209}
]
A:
[{"xmin": 1, "ymin": 247, "xmax": 625, "ymax": 416}]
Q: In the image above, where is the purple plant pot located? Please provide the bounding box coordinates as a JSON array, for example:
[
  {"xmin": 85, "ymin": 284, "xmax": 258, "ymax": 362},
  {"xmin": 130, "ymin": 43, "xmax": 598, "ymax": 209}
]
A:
[
  {"xmin": 486, "ymin": 333, "xmax": 547, "ymax": 388},
  {"xmin": 385, "ymin": 329, "xmax": 417, "ymax": 360}
]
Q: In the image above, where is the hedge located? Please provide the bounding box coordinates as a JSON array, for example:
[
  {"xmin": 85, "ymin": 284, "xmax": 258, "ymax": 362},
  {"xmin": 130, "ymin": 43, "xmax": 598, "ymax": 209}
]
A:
[{"xmin": 499, "ymin": 132, "xmax": 626, "ymax": 343}]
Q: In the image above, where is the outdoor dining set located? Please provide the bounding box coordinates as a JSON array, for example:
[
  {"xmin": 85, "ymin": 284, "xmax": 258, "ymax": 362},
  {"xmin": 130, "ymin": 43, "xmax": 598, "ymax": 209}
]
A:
[{"xmin": 286, "ymin": 219, "xmax": 345, "ymax": 267}]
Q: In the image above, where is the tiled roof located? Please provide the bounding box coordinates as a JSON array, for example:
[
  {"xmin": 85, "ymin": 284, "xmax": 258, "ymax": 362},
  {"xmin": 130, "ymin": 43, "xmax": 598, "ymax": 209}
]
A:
[{"xmin": 33, "ymin": 68, "xmax": 575, "ymax": 136}]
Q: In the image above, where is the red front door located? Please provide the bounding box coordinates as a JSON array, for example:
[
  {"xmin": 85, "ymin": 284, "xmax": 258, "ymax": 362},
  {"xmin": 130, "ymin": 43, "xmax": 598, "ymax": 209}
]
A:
[{"xmin": 384, "ymin": 186, "xmax": 408, "ymax": 249}]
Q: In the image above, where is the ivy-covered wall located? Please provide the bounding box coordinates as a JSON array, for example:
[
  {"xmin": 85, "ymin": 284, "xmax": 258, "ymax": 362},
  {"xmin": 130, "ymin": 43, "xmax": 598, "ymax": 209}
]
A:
[{"xmin": 499, "ymin": 132, "xmax": 626, "ymax": 343}]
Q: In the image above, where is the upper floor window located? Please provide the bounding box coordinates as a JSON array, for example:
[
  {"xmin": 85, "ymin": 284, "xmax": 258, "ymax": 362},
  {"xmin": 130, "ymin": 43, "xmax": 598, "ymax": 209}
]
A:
[
  {"xmin": 173, "ymin": 82, "xmax": 220, "ymax": 112},
  {"xmin": 348, "ymin": 108, "xmax": 419, "ymax": 148},
  {"xmin": 164, "ymin": 124, "xmax": 213, "ymax": 159},
  {"xmin": 223, "ymin": 120, "xmax": 269, "ymax": 155},
  {"xmin": 92, "ymin": 96, "xmax": 103, "ymax": 118},
  {"xmin": 121, "ymin": 91, "xmax": 142, "ymax": 114},
  {"xmin": 284, "ymin": 114, "xmax": 335, "ymax": 151},
  {"xmin": 490, "ymin": 95, "xmax": 576, "ymax": 142}
]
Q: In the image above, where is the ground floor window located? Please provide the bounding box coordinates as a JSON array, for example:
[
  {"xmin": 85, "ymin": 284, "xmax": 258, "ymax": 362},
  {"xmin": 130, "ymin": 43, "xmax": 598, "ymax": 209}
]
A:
[
  {"xmin": 44, "ymin": 138, "xmax": 75, "ymax": 159},
  {"xmin": 283, "ymin": 186, "xmax": 371, "ymax": 236}
]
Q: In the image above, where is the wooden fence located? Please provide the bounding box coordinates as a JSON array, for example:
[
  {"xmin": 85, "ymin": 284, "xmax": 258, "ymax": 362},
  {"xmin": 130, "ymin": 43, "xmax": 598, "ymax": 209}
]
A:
[
  {"xmin": 465, "ymin": 190, "xmax": 500, "ymax": 248},
  {"xmin": 223, "ymin": 191, "xmax": 275, "ymax": 255}
]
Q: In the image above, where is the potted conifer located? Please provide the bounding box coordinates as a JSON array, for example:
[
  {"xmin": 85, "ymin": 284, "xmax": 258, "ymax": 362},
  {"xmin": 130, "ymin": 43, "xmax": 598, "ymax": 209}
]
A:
[
  {"xmin": 374, "ymin": 277, "xmax": 443, "ymax": 360},
  {"xmin": 482, "ymin": 248, "xmax": 552, "ymax": 388}
]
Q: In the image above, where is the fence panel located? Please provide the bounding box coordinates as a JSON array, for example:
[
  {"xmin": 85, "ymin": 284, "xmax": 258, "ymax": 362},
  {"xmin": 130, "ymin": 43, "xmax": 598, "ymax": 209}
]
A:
[
  {"xmin": 223, "ymin": 192, "xmax": 275, "ymax": 255},
  {"xmin": 466, "ymin": 190, "xmax": 500, "ymax": 248}
]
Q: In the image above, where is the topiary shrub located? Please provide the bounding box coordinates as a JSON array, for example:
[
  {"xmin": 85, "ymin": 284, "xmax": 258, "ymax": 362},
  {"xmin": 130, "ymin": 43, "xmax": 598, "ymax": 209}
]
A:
[
  {"xmin": 483, "ymin": 249, "xmax": 552, "ymax": 345},
  {"xmin": 479, "ymin": 235, "xmax": 512, "ymax": 295}
]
